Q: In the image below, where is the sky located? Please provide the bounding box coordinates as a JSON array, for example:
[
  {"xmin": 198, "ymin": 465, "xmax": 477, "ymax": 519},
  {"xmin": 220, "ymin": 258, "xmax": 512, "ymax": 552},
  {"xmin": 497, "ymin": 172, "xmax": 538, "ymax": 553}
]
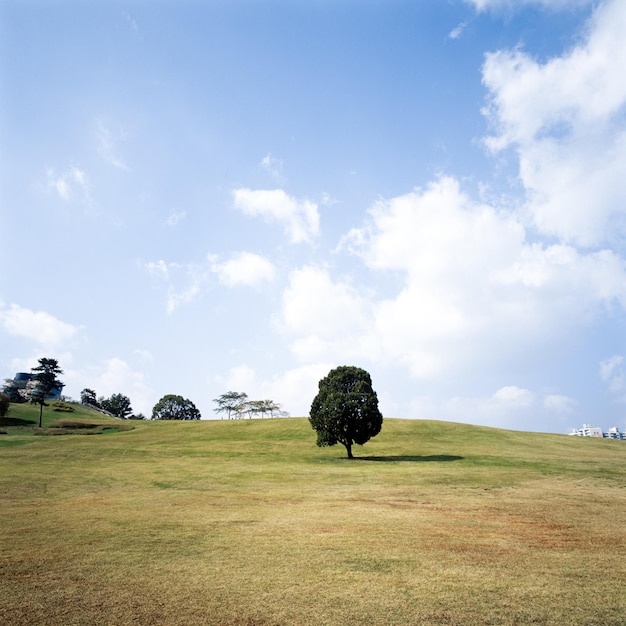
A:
[{"xmin": 1, "ymin": 0, "xmax": 626, "ymax": 434}]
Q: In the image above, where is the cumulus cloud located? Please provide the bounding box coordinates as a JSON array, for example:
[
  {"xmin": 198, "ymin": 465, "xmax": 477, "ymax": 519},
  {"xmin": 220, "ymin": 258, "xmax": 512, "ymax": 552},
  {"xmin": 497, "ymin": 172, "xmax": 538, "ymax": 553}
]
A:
[
  {"xmin": 482, "ymin": 0, "xmax": 626, "ymax": 245},
  {"xmin": 492, "ymin": 385, "xmax": 535, "ymax": 408},
  {"xmin": 210, "ymin": 252, "xmax": 276, "ymax": 288},
  {"xmin": 80, "ymin": 357, "xmax": 153, "ymax": 416},
  {"xmin": 233, "ymin": 188, "xmax": 320, "ymax": 244},
  {"xmin": 0, "ymin": 304, "xmax": 79, "ymax": 346},
  {"xmin": 285, "ymin": 177, "xmax": 626, "ymax": 381},
  {"xmin": 217, "ymin": 362, "xmax": 332, "ymax": 417},
  {"xmin": 277, "ymin": 265, "xmax": 372, "ymax": 362}
]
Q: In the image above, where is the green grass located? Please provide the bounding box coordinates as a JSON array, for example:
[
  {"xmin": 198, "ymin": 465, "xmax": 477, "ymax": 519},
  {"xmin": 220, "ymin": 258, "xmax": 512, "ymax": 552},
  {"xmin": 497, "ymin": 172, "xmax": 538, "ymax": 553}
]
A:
[
  {"xmin": 0, "ymin": 401, "xmax": 133, "ymax": 440},
  {"xmin": 1, "ymin": 403, "xmax": 625, "ymax": 625}
]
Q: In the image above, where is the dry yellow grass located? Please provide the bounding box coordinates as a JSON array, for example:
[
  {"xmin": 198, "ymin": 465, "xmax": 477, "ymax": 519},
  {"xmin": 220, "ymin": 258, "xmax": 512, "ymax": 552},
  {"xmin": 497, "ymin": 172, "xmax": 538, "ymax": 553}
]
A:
[{"xmin": 1, "ymin": 411, "xmax": 625, "ymax": 625}]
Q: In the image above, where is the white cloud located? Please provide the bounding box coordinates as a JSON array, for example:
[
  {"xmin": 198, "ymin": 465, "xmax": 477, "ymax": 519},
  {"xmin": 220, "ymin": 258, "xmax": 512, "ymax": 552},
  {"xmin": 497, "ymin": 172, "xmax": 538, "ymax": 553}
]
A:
[
  {"xmin": 492, "ymin": 385, "xmax": 535, "ymax": 408},
  {"xmin": 448, "ymin": 22, "xmax": 468, "ymax": 40},
  {"xmin": 46, "ymin": 166, "xmax": 92, "ymax": 206},
  {"xmin": 444, "ymin": 386, "xmax": 535, "ymax": 430},
  {"xmin": 79, "ymin": 357, "xmax": 153, "ymax": 416},
  {"xmin": 134, "ymin": 348, "xmax": 154, "ymax": 363},
  {"xmin": 144, "ymin": 260, "xmax": 207, "ymax": 314},
  {"xmin": 0, "ymin": 304, "xmax": 79, "ymax": 346},
  {"xmin": 121, "ymin": 10, "xmax": 138, "ymax": 31},
  {"xmin": 599, "ymin": 355, "xmax": 625, "ymax": 393},
  {"xmin": 260, "ymin": 153, "xmax": 284, "ymax": 182},
  {"xmin": 233, "ymin": 188, "xmax": 320, "ymax": 244},
  {"xmin": 544, "ymin": 394, "xmax": 576, "ymax": 413},
  {"xmin": 146, "ymin": 251, "xmax": 277, "ymax": 312},
  {"xmin": 210, "ymin": 251, "xmax": 276, "ymax": 288},
  {"xmin": 467, "ymin": 0, "xmax": 593, "ymax": 11},
  {"xmin": 145, "ymin": 259, "xmax": 171, "ymax": 280},
  {"xmin": 320, "ymin": 192, "xmax": 338, "ymax": 207},
  {"xmin": 165, "ymin": 211, "xmax": 186, "ymax": 226},
  {"xmin": 217, "ymin": 362, "xmax": 332, "ymax": 417},
  {"xmin": 218, "ymin": 364, "xmax": 257, "ymax": 394},
  {"xmin": 288, "ymin": 177, "xmax": 626, "ymax": 381},
  {"xmin": 96, "ymin": 120, "xmax": 130, "ymax": 171},
  {"xmin": 482, "ymin": 0, "xmax": 626, "ymax": 245},
  {"xmin": 277, "ymin": 265, "xmax": 372, "ymax": 362}
]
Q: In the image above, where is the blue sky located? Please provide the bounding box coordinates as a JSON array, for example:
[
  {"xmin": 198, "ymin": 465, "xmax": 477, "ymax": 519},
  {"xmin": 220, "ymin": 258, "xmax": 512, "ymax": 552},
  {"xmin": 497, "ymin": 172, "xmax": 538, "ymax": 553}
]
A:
[{"xmin": 2, "ymin": 0, "xmax": 625, "ymax": 433}]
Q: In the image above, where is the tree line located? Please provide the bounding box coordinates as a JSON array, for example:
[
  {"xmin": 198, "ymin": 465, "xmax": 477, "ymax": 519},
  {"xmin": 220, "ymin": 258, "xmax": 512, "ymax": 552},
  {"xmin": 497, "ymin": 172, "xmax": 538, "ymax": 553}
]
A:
[
  {"xmin": 2, "ymin": 357, "xmax": 289, "ymax": 423},
  {"xmin": 2, "ymin": 358, "xmax": 387, "ymax": 460},
  {"xmin": 212, "ymin": 391, "xmax": 288, "ymax": 419},
  {"xmin": 79, "ymin": 388, "xmax": 145, "ymax": 420}
]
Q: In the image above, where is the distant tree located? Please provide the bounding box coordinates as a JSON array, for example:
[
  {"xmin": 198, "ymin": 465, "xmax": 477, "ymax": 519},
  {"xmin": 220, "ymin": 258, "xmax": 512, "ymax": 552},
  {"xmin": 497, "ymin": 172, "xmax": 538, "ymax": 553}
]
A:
[
  {"xmin": 2, "ymin": 379, "xmax": 23, "ymax": 403},
  {"xmin": 213, "ymin": 391, "xmax": 248, "ymax": 420},
  {"xmin": 100, "ymin": 393, "xmax": 133, "ymax": 419},
  {"xmin": 80, "ymin": 388, "xmax": 100, "ymax": 407},
  {"xmin": 309, "ymin": 365, "xmax": 383, "ymax": 459},
  {"xmin": 0, "ymin": 392, "xmax": 9, "ymax": 418},
  {"xmin": 246, "ymin": 399, "xmax": 283, "ymax": 418},
  {"xmin": 152, "ymin": 394, "xmax": 201, "ymax": 421},
  {"xmin": 128, "ymin": 412, "xmax": 146, "ymax": 420},
  {"xmin": 30, "ymin": 358, "xmax": 64, "ymax": 428}
]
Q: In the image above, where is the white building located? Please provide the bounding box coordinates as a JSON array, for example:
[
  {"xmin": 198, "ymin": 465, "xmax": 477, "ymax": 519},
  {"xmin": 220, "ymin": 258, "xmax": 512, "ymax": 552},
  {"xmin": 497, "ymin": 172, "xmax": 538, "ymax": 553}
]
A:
[
  {"xmin": 604, "ymin": 427, "xmax": 626, "ymax": 440},
  {"xmin": 568, "ymin": 424, "xmax": 625, "ymax": 439},
  {"xmin": 569, "ymin": 424, "xmax": 604, "ymax": 437}
]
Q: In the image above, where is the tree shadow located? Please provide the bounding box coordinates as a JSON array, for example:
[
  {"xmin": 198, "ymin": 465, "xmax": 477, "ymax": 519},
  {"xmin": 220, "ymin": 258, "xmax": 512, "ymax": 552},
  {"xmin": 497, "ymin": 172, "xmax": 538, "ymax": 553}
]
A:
[
  {"xmin": 355, "ymin": 455, "xmax": 464, "ymax": 463},
  {"xmin": 0, "ymin": 417, "xmax": 36, "ymax": 426}
]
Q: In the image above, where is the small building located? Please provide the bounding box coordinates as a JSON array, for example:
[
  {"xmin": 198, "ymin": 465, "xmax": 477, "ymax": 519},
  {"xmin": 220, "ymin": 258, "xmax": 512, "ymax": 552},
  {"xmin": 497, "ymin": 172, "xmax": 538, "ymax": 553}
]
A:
[
  {"xmin": 569, "ymin": 424, "xmax": 626, "ymax": 439},
  {"xmin": 604, "ymin": 426, "xmax": 626, "ymax": 440},
  {"xmin": 569, "ymin": 423, "xmax": 604, "ymax": 437},
  {"xmin": 2, "ymin": 372, "xmax": 64, "ymax": 402}
]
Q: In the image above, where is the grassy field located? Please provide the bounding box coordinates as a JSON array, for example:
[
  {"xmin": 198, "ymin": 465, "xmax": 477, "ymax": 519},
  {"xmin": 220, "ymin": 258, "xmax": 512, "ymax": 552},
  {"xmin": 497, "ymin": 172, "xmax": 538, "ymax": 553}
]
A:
[{"xmin": 1, "ymin": 403, "xmax": 625, "ymax": 625}]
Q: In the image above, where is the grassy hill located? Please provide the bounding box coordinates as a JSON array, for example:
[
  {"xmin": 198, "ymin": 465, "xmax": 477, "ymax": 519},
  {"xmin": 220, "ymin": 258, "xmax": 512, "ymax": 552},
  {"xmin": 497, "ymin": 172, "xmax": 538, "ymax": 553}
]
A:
[{"xmin": 1, "ymin": 404, "xmax": 625, "ymax": 625}]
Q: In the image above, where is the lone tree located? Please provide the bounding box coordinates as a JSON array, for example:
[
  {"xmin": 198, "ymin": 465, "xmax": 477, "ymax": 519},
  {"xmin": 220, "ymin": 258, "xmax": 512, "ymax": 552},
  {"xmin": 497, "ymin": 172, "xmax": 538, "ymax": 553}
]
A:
[
  {"xmin": 80, "ymin": 388, "xmax": 100, "ymax": 407},
  {"xmin": 30, "ymin": 358, "xmax": 64, "ymax": 428},
  {"xmin": 309, "ymin": 365, "xmax": 383, "ymax": 459},
  {"xmin": 152, "ymin": 394, "xmax": 201, "ymax": 421},
  {"xmin": 212, "ymin": 391, "xmax": 248, "ymax": 419},
  {"xmin": 100, "ymin": 393, "xmax": 133, "ymax": 419}
]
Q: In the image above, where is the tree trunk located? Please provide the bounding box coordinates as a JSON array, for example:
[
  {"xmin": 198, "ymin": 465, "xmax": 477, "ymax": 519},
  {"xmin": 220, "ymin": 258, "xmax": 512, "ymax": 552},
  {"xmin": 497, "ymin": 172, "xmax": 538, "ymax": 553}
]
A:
[
  {"xmin": 38, "ymin": 402, "xmax": 43, "ymax": 428},
  {"xmin": 344, "ymin": 443, "xmax": 353, "ymax": 459}
]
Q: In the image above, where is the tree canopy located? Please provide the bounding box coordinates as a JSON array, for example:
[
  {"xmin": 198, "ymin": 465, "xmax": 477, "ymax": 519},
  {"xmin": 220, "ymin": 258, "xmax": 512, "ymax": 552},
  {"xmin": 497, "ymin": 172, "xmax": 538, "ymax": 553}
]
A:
[
  {"xmin": 213, "ymin": 392, "xmax": 287, "ymax": 419},
  {"xmin": 80, "ymin": 388, "xmax": 99, "ymax": 407},
  {"xmin": 100, "ymin": 393, "xmax": 133, "ymax": 419},
  {"xmin": 152, "ymin": 394, "xmax": 201, "ymax": 421},
  {"xmin": 213, "ymin": 391, "xmax": 248, "ymax": 419},
  {"xmin": 309, "ymin": 365, "xmax": 383, "ymax": 459}
]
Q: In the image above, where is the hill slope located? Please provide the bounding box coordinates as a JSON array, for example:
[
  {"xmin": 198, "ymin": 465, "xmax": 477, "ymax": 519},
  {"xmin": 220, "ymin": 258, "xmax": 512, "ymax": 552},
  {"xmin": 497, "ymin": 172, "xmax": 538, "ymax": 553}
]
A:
[{"xmin": 1, "ymin": 415, "xmax": 625, "ymax": 625}]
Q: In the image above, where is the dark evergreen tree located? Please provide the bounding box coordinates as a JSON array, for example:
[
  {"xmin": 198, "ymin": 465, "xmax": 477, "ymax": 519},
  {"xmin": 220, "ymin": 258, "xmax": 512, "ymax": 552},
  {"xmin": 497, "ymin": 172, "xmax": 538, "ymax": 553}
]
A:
[
  {"xmin": 309, "ymin": 365, "xmax": 383, "ymax": 459},
  {"xmin": 80, "ymin": 388, "xmax": 100, "ymax": 407},
  {"xmin": 30, "ymin": 358, "xmax": 64, "ymax": 427},
  {"xmin": 100, "ymin": 393, "xmax": 133, "ymax": 419}
]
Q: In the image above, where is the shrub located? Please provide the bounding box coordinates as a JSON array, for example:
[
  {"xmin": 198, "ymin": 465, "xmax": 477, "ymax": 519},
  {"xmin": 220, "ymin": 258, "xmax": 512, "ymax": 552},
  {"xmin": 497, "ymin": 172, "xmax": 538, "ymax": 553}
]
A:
[{"xmin": 0, "ymin": 393, "xmax": 9, "ymax": 418}]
